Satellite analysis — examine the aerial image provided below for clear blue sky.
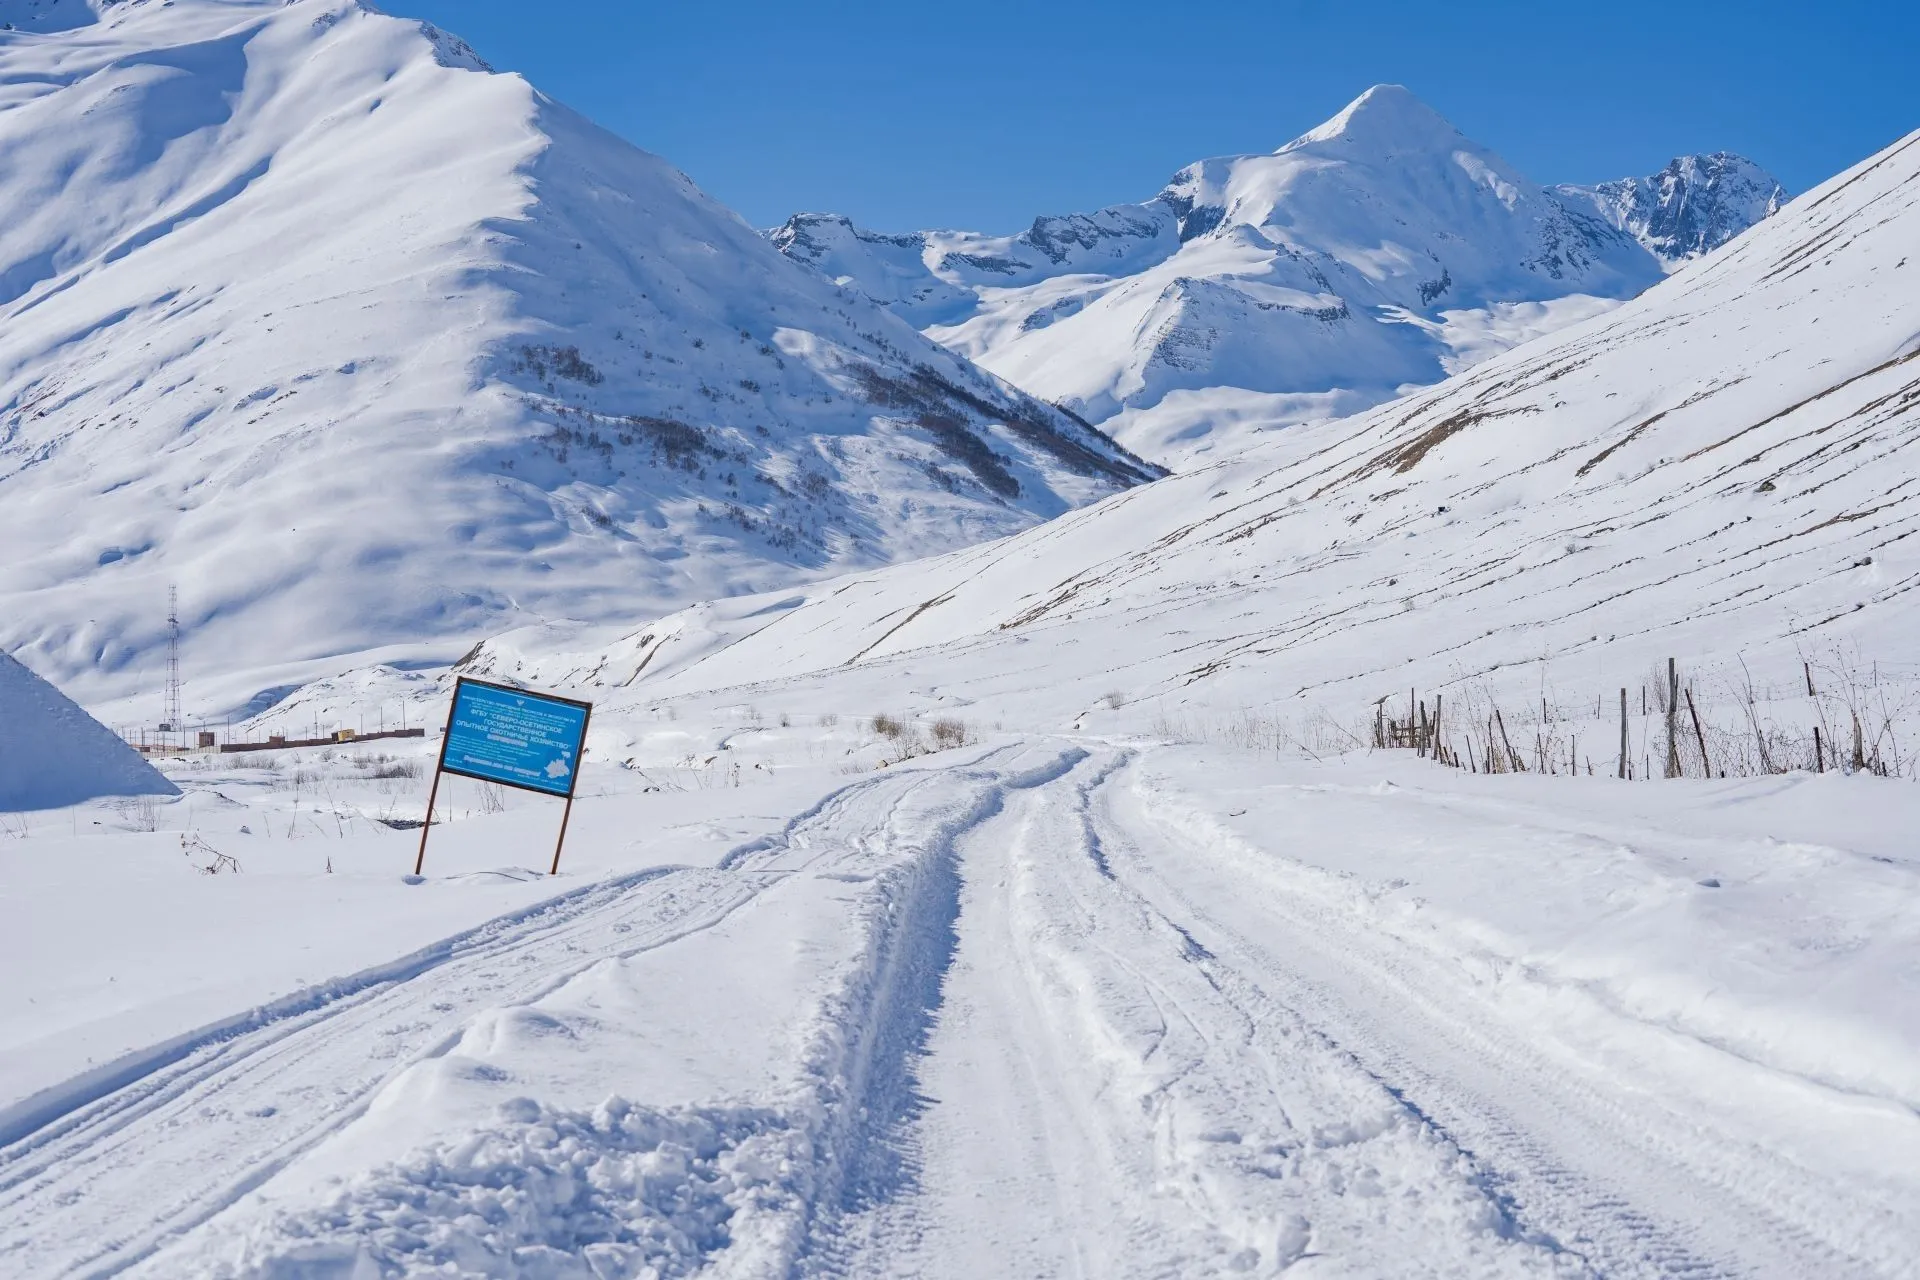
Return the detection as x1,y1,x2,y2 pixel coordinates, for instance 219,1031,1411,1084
389,0,1914,235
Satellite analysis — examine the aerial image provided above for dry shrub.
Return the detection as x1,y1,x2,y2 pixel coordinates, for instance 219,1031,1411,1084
478,781,507,815
369,761,420,780
930,718,969,749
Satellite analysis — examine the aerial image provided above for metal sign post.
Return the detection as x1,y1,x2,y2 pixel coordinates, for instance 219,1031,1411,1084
414,677,594,877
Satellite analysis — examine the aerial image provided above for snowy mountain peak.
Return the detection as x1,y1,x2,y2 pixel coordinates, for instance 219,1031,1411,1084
1286,83,1466,154
771,92,1787,469
771,85,1677,466
1554,151,1788,269
1157,85,1557,245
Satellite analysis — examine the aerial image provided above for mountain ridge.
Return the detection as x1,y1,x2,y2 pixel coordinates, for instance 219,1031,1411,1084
1554,150,1789,269
773,87,1785,468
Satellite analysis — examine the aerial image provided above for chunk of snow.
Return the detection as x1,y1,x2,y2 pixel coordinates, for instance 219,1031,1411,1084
0,651,177,811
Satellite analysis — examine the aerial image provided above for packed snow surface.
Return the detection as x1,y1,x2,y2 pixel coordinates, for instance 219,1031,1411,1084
0,650,176,811
0,0,1153,708
774,87,1786,468
1,734,1914,1278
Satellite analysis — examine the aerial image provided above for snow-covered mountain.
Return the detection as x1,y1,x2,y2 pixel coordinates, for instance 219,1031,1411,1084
0,0,1154,705
491,122,1919,745
1555,152,1788,269
773,88,1783,468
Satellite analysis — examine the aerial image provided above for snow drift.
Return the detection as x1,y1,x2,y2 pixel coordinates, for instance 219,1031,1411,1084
0,650,177,811
0,0,1154,706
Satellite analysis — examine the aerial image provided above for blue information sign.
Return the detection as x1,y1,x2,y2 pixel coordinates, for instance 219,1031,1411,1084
438,678,592,799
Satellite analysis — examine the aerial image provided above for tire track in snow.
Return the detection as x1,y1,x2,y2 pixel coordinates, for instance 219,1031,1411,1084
0,746,1090,1279
792,743,1092,1277
828,745,1577,1279
1106,763,1904,1279
0,868,773,1277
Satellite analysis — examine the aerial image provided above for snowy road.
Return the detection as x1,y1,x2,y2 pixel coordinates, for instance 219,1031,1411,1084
1103,769,1914,1279
3,741,1915,1277
823,747,1918,1278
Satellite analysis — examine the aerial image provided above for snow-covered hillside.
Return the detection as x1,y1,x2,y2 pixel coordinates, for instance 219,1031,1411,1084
1556,151,1789,269
774,87,1784,468
491,123,1920,755
0,0,1154,709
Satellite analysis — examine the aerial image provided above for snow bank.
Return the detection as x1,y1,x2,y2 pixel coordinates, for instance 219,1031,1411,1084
232,1097,802,1280
0,651,175,811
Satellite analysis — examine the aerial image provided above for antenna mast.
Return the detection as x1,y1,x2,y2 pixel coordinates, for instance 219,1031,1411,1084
164,585,182,748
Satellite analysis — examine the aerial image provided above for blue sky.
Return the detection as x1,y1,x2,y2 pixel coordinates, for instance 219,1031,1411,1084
391,1,1914,235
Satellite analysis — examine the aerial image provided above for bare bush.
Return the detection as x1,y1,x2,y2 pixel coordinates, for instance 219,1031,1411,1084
478,782,507,815
367,760,420,780
872,713,908,740
1149,705,1365,759
180,832,241,875
930,718,970,750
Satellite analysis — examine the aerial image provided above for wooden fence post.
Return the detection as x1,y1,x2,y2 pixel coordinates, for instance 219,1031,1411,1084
1494,708,1521,772
1686,687,1712,779
1617,688,1628,779
1665,658,1682,778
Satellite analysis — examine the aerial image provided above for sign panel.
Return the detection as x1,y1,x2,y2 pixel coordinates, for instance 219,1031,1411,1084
437,678,591,798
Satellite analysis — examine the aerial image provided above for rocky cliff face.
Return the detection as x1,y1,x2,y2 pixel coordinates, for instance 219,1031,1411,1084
1554,151,1788,269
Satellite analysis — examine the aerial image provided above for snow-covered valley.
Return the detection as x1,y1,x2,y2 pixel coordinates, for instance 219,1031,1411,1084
2,1,1918,1277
